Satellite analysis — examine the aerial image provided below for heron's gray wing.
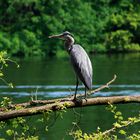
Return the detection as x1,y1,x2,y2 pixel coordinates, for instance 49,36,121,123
70,45,92,89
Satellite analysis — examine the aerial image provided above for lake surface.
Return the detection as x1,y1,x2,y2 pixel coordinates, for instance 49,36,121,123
0,53,140,139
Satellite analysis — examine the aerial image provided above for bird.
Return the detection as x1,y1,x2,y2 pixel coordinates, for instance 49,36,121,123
49,31,93,100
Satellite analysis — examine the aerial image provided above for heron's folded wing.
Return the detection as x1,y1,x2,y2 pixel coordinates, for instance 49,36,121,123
70,45,92,89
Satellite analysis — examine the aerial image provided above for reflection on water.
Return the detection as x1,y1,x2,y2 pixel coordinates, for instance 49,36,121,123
0,53,140,139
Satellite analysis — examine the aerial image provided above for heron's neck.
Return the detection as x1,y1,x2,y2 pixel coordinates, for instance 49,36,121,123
64,36,74,52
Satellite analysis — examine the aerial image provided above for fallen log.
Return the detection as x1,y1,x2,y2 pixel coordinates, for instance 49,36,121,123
0,95,140,121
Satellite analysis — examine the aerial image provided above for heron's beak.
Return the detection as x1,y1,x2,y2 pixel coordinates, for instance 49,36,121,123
48,34,64,39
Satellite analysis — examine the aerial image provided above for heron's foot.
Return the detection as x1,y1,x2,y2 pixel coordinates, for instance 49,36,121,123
83,97,87,102
73,96,77,101
72,97,83,105
83,94,88,102
72,95,81,102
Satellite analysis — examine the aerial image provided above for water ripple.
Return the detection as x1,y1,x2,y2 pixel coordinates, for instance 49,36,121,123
0,90,139,98
0,84,140,89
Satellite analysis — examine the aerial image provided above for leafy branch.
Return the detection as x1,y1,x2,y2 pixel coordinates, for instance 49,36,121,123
0,51,19,88
70,104,140,140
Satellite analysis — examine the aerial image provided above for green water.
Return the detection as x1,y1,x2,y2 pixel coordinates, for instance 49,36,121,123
0,53,140,139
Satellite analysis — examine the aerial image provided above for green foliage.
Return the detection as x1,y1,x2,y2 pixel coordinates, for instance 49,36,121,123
104,0,140,52
0,96,69,139
0,97,12,108
0,51,18,88
105,30,133,51
0,98,35,139
0,97,38,139
70,104,140,140
0,0,140,57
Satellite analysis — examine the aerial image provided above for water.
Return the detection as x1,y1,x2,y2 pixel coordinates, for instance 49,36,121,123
0,53,140,139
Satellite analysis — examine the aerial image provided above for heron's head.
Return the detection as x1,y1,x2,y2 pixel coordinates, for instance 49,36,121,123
49,31,74,43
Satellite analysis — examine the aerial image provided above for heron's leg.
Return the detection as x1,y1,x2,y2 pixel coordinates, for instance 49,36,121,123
74,77,79,100
84,87,87,99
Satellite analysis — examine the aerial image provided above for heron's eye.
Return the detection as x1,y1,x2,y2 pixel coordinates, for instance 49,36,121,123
63,31,71,36
63,33,68,36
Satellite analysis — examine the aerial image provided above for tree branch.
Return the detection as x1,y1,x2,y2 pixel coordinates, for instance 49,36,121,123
102,117,140,136
0,95,140,121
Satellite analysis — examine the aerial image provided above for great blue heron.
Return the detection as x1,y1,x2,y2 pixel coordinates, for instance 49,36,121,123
49,31,92,100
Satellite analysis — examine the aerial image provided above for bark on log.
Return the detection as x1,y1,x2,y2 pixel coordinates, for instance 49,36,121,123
0,95,140,121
